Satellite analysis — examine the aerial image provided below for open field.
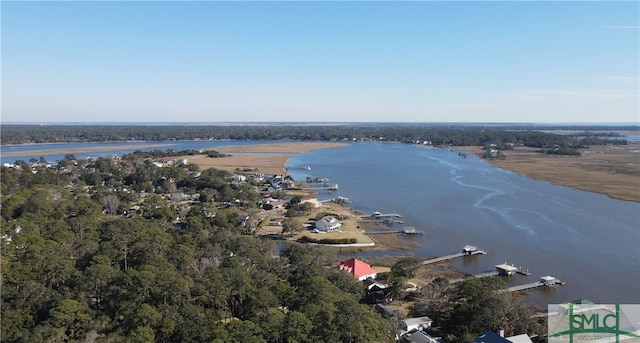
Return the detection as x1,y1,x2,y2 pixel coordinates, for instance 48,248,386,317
183,142,348,175
460,142,640,202
185,154,292,175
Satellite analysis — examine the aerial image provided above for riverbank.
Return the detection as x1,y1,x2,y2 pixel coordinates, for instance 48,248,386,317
459,143,640,202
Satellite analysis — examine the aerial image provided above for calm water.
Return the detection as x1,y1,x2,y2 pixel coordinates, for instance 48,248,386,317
2,140,639,306
0,141,277,165
287,142,640,306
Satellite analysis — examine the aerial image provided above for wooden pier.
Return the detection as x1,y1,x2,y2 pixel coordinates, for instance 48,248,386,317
303,184,339,191
370,212,402,218
366,228,424,235
449,271,499,284
421,246,486,265
498,276,565,294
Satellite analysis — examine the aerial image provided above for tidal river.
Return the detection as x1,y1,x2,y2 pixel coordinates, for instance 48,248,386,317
287,142,640,307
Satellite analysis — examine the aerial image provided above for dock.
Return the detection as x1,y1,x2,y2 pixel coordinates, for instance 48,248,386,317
364,211,402,218
449,271,499,284
366,228,424,235
358,212,404,224
495,263,531,276
498,276,565,294
303,184,339,191
421,246,486,265
449,262,531,284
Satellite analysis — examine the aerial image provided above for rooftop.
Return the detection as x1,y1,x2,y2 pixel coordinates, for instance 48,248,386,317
495,263,519,272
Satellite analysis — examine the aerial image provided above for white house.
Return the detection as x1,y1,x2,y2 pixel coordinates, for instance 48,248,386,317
315,215,341,232
232,174,247,183
401,316,433,335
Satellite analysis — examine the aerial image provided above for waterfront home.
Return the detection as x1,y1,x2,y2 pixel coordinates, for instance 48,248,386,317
338,258,377,281
315,215,341,232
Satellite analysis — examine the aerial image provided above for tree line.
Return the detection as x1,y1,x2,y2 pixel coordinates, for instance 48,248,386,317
1,124,632,149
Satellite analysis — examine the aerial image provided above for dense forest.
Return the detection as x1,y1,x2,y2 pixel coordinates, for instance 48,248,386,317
0,149,548,342
0,124,632,149
0,153,396,342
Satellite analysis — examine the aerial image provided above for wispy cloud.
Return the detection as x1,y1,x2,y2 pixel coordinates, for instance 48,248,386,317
502,89,639,100
604,76,640,83
603,25,640,29
590,76,640,84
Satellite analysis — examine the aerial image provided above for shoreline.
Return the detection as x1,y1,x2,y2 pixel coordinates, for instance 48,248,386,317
3,139,635,202
457,144,640,202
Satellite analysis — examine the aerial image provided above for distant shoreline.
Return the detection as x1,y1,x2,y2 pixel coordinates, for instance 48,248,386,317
0,143,175,158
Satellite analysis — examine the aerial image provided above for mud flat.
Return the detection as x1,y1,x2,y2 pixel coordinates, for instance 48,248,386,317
460,143,640,202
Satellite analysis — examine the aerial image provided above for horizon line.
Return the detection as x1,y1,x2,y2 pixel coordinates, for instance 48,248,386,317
2,121,639,127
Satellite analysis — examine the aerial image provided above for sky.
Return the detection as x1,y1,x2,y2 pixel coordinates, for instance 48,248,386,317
1,1,639,124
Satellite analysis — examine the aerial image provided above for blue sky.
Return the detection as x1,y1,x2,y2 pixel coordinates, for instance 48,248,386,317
2,1,638,123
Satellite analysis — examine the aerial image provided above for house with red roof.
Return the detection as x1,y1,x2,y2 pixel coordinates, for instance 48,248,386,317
338,258,378,281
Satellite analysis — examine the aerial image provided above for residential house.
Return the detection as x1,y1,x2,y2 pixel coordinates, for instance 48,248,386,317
232,174,247,183
372,304,399,319
315,215,341,232
363,279,389,292
401,316,433,335
400,330,443,343
338,258,377,281
362,279,392,304
279,179,296,189
474,330,534,343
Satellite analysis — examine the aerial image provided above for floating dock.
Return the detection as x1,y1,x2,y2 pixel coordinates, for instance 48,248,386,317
421,246,486,265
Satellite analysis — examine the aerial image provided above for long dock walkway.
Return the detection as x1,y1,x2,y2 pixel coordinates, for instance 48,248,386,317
449,271,499,284
498,278,565,294
367,229,424,235
421,249,486,265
